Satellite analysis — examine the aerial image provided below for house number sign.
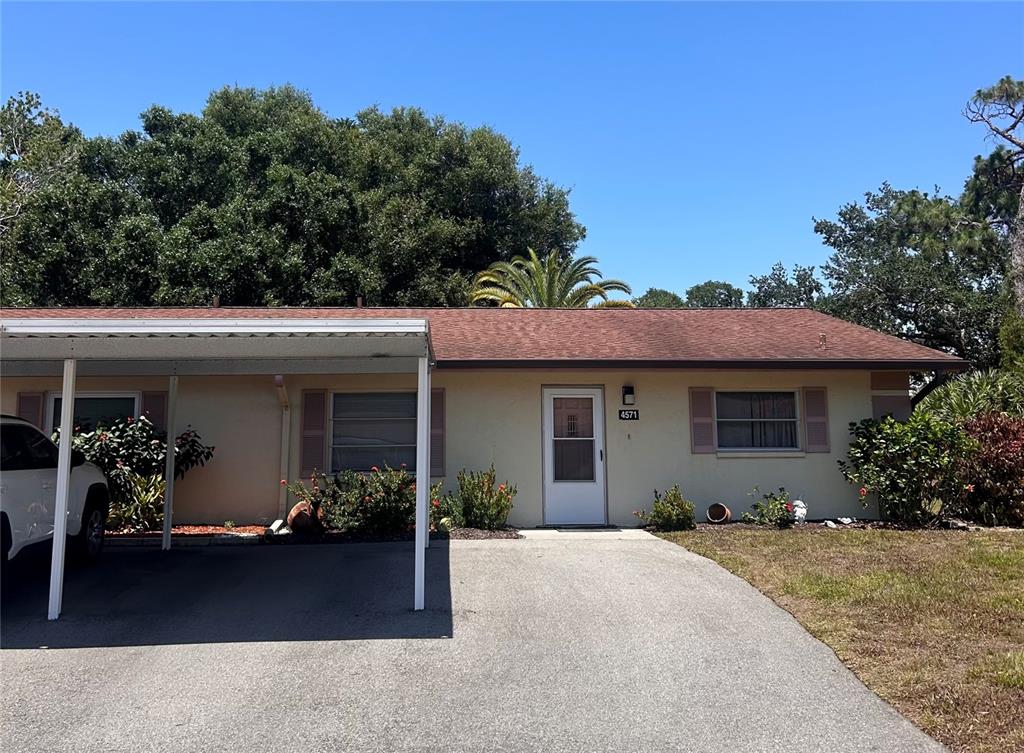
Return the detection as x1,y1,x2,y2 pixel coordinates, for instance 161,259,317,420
618,409,639,421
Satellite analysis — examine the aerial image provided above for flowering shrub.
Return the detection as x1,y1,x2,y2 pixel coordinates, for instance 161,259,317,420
839,414,976,527
433,465,516,530
288,465,443,535
58,415,215,531
634,485,696,531
958,413,1024,526
741,487,795,528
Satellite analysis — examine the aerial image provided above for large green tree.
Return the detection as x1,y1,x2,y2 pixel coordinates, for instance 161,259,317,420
0,86,586,307
685,280,744,307
632,287,685,308
746,263,824,308
469,248,632,308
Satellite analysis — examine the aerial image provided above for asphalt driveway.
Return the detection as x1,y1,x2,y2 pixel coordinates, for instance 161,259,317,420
1,532,945,753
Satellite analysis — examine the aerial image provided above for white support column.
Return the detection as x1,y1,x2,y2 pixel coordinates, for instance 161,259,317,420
414,356,430,611
47,358,77,621
274,375,290,520
161,375,179,551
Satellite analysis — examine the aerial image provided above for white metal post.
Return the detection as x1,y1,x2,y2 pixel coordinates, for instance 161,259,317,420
47,358,77,621
161,375,178,551
414,357,430,611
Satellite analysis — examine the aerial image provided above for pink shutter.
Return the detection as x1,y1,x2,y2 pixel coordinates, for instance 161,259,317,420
301,390,327,476
803,387,830,453
430,388,445,477
17,392,44,429
872,394,911,422
689,387,716,454
141,391,168,431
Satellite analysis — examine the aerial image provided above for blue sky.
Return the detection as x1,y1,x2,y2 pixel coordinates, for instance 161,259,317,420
2,2,1021,297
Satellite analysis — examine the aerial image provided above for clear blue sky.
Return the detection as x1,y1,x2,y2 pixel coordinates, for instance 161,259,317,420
2,2,1021,297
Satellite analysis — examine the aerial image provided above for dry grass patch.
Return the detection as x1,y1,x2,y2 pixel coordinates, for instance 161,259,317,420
660,528,1024,753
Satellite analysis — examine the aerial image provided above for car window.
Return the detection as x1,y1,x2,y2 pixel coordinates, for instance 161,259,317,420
0,425,30,472
20,426,60,470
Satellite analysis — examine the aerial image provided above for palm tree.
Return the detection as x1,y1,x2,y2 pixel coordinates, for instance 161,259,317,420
469,249,633,308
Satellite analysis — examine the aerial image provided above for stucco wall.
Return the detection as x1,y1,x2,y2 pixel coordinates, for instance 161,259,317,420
2,369,878,526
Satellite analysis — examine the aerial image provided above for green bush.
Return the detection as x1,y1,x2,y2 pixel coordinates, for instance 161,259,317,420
433,465,516,530
108,472,166,532
839,414,977,526
741,487,795,527
634,485,696,531
917,369,1024,422
959,412,1024,526
288,465,442,535
58,415,215,532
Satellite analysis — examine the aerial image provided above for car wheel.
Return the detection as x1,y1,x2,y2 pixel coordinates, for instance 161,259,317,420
71,492,107,563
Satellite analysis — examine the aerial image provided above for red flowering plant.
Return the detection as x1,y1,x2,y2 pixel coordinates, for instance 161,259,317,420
741,487,796,528
432,465,516,531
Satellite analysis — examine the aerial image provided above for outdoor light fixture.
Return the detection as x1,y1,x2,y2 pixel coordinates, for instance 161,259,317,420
622,385,636,405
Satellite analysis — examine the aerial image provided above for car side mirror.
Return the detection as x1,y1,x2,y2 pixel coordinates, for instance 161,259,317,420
71,449,86,468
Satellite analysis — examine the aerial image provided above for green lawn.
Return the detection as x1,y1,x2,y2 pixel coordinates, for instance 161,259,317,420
660,527,1024,753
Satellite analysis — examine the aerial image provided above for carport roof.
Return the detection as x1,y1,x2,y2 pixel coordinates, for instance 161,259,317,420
0,306,967,370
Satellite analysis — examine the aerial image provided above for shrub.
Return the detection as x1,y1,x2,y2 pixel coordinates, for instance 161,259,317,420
741,487,795,527
839,414,977,526
108,471,166,532
58,415,215,532
634,485,696,531
288,465,442,535
434,465,516,530
917,369,1024,422
958,412,1024,526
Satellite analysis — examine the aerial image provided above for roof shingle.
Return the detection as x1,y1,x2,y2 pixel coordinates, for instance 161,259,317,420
0,307,967,369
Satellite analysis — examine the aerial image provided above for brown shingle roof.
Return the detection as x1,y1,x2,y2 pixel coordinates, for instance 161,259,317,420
0,307,968,369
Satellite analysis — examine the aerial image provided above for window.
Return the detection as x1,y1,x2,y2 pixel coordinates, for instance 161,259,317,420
331,393,418,472
0,424,58,471
715,391,799,450
552,397,596,481
49,393,140,432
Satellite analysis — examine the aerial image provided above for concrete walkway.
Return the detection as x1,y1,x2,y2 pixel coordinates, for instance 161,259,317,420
0,535,945,753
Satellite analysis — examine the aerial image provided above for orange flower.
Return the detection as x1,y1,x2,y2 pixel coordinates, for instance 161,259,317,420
498,484,506,492
370,466,380,473
280,479,287,486
431,499,440,508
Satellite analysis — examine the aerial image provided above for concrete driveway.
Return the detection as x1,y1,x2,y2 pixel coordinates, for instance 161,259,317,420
1,532,945,753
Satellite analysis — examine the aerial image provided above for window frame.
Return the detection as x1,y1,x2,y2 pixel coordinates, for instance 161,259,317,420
45,391,142,433
328,390,419,474
713,389,802,453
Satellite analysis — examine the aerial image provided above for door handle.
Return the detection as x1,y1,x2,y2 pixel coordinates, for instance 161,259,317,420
599,449,604,461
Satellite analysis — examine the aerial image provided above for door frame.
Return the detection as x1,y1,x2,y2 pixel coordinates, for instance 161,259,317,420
540,385,609,526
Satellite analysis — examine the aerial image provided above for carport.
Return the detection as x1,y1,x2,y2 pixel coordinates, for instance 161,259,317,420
0,316,435,619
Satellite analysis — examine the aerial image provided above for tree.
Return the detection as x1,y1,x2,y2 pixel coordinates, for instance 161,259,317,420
633,287,685,308
0,86,586,307
746,262,824,308
469,248,632,308
0,92,79,235
814,185,1006,367
965,76,1024,369
685,280,744,307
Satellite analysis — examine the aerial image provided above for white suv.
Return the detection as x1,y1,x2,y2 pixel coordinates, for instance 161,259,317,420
0,415,109,563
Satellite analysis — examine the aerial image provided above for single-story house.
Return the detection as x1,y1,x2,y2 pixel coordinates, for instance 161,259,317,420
1,307,966,529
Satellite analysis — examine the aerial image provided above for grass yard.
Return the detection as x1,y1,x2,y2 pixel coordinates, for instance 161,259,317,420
660,528,1024,753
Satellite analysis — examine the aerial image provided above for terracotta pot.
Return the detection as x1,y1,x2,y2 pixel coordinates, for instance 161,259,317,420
706,503,731,524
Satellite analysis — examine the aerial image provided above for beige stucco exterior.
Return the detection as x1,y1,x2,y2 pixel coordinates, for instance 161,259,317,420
2,367,884,526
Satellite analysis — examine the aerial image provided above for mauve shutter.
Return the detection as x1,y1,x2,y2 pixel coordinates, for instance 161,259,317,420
301,390,328,476
430,388,445,477
141,391,168,432
803,387,830,453
689,387,716,454
17,393,44,429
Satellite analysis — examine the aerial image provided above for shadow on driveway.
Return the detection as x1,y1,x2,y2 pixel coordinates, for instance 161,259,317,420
1,541,452,649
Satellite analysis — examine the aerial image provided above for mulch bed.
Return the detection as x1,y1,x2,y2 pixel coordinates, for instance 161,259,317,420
109,524,520,542
108,525,266,537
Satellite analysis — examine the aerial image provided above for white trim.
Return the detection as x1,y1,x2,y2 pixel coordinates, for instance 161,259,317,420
413,357,430,611
44,391,141,432
1,318,429,337
714,390,802,451
161,376,178,551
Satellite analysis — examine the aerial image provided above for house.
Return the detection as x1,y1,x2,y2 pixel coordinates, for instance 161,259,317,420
1,307,966,529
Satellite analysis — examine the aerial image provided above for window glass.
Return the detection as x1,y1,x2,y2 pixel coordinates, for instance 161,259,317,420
331,393,417,472
52,396,137,432
552,397,596,481
1,425,29,472
0,425,58,470
22,427,59,469
715,392,799,450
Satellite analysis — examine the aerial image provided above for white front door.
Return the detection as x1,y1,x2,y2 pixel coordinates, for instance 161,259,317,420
542,387,607,525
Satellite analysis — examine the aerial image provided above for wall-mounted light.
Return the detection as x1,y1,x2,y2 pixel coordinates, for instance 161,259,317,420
622,385,636,405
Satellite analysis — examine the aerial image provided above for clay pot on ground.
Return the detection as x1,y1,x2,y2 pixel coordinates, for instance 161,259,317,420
706,503,732,524
287,501,322,533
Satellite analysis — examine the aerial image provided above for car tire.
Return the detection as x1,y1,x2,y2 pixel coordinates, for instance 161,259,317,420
70,488,108,563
